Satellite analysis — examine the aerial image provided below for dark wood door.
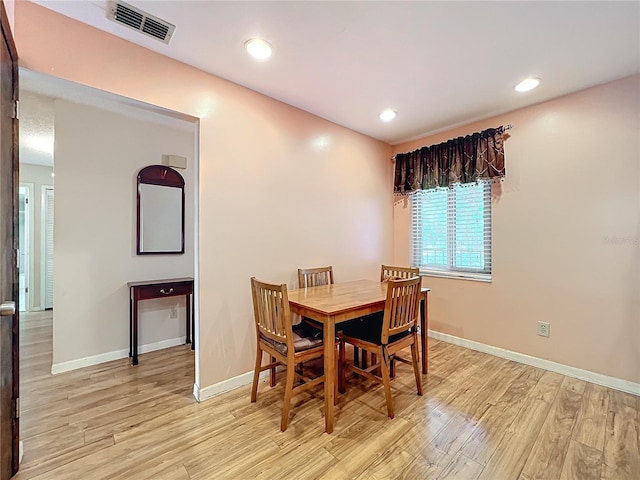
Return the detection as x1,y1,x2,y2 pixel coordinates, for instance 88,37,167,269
0,1,18,478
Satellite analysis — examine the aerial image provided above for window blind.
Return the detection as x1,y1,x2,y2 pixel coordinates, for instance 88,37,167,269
410,182,491,279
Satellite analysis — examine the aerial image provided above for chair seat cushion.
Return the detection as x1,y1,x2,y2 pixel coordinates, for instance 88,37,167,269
260,322,323,355
341,312,412,345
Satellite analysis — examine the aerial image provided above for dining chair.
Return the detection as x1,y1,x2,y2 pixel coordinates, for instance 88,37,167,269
380,264,419,282
297,266,334,331
298,266,334,288
377,265,420,373
250,277,327,431
338,276,423,419
298,266,365,368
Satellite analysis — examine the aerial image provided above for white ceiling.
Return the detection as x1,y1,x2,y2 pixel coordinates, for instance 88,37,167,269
20,90,54,167
32,1,640,145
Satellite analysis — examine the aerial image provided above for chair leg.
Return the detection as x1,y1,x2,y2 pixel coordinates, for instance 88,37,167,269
380,348,394,419
411,341,423,396
362,350,368,369
390,356,396,378
281,363,296,431
251,346,262,402
353,346,360,367
270,356,277,387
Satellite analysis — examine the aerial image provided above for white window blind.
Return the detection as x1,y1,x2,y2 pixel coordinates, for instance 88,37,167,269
410,182,492,280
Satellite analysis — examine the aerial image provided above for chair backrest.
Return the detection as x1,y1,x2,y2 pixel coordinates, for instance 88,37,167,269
380,265,419,282
297,266,334,288
381,276,421,344
251,277,294,351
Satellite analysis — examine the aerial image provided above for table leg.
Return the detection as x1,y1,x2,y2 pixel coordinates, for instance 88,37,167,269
421,292,428,374
185,294,191,345
128,290,133,358
190,293,195,351
324,316,335,434
132,291,139,366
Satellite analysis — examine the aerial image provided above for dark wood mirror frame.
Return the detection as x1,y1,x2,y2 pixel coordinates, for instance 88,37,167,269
136,165,185,255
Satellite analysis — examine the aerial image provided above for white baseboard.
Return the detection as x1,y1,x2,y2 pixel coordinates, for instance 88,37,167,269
195,369,270,403
428,330,640,396
51,337,186,374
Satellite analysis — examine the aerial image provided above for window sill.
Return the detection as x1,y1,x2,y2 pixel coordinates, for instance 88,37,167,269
419,270,492,283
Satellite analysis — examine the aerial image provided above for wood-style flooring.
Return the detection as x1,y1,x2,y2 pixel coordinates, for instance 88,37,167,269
15,310,640,479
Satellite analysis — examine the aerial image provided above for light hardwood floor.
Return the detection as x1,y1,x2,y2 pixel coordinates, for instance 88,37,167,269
15,311,640,480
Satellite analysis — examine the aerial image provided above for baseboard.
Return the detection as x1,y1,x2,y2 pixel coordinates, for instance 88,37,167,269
195,369,270,403
51,337,186,374
428,330,640,396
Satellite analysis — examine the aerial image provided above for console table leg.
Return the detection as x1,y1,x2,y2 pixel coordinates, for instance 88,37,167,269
132,292,139,366
185,294,191,345
190,294,195,351
129,294,133,358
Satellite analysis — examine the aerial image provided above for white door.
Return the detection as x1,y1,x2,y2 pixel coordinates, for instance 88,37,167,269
42,186,54,309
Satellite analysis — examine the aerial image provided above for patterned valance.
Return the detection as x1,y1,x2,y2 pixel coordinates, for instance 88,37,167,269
393,126,506,194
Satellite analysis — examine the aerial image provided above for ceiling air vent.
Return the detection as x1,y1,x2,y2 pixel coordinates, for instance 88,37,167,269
107,1,175,44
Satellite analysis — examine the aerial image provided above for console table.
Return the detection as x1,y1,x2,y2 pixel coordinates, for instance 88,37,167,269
128,277,194,366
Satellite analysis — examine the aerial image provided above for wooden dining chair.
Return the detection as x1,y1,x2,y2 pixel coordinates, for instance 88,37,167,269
298,266,334,288
297,266,334,331
338,276,423,419
250,277,326,431
349,265,421,372
377,265,420,373
298,266,365,368
380,264,419,282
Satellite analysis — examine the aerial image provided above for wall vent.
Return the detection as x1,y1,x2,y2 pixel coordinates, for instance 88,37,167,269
107,1,175,44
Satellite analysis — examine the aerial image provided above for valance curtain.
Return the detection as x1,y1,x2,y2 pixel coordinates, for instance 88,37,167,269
393,126,506,194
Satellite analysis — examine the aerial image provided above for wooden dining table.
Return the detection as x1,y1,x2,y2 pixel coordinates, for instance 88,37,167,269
287,279,430,433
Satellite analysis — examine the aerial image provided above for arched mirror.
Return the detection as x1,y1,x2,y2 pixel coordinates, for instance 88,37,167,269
137,165,185,255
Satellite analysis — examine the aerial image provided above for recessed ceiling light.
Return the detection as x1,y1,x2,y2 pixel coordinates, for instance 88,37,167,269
514,77,541,92
379,109,397,122
244,38,272,61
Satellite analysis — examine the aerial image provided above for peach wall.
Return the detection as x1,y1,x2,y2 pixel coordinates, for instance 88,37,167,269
5,2,13,32
15,2,392,390
393,75,640,384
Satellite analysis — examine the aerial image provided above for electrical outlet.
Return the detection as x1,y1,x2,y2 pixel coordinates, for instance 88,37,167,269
537,321,550,337
170,306,178,319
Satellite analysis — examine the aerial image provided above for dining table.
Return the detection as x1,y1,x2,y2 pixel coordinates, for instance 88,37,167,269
287,279,430,433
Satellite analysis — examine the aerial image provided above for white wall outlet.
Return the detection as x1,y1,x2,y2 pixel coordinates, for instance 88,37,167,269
170,306,178,319
537,321,550,337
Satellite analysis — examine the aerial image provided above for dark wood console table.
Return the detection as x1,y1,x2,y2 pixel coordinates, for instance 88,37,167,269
128,277,194,366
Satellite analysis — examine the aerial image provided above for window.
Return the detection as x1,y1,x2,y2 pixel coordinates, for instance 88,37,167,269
410,183,492,280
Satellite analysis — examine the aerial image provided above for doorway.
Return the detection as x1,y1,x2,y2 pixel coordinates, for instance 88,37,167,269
19,69,198,376
18,185,31,312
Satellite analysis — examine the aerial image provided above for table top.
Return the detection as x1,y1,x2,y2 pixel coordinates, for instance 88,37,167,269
287,279,429,316
127,277,194,288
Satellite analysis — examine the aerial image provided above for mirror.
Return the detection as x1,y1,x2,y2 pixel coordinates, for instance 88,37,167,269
137,165,185,255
